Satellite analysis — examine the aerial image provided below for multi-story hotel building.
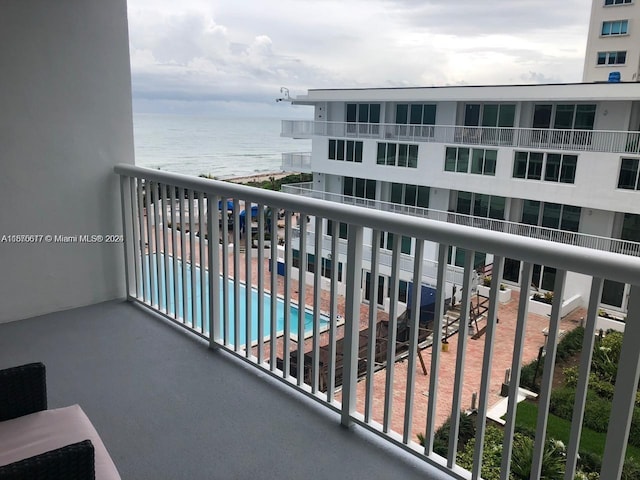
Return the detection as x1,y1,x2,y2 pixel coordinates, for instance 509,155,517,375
281,83,640,317
583,0,640,82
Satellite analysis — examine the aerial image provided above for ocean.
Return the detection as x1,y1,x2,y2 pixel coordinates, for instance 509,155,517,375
133,113,310,179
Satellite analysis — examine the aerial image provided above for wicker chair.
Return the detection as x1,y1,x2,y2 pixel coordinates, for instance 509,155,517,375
0,363,96,480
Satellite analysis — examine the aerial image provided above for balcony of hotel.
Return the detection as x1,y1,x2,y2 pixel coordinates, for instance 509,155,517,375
281,183,640,259
281,120,640,155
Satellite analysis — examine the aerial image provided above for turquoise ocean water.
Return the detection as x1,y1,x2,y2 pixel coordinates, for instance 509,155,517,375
133,114,310,179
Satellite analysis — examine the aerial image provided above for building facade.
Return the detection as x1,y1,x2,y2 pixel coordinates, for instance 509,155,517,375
282,83,640,316
583,0,640,82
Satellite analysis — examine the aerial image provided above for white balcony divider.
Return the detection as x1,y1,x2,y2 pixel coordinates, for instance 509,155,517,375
281,152,312,172
117,164,640,480
281,120,640,155
281,184,640,258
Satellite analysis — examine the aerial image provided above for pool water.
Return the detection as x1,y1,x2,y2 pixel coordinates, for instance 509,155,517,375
140,254,329,345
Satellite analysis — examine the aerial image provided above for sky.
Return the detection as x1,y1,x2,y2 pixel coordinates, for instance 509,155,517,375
127,0,592,118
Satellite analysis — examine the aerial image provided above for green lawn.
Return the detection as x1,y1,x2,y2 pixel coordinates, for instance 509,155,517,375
513,400,640,461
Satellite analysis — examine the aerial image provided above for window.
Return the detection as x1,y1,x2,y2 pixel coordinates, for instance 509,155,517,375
602,20,629,35
456,191,505,219
326,219,348,239
513,151,543,180
514,151,577,183
346,103,380,123
481,104,516,128
445,147,469,172
343,176,376,200
380,232,412,254
618,158,640,189
377,143,418,168
390,183,430,208
597,51,627,65
521,200,581,232
346,103,380,135
329,139,363,162
605,0,632,5
470,149,497,175
463,103,515,128
396,103,436,125
446,146,497,175
533,104,596,130
395,104,436,138
543,154,577,183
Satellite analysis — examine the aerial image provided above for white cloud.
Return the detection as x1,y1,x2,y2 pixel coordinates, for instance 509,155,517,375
127,0,592,115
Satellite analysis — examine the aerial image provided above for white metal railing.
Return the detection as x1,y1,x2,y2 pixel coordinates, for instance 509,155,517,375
116,164,640,480
281,120,640,155
281,184,640,258
281,152,312,172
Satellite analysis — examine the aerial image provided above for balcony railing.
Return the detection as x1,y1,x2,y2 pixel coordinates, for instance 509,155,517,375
289,226,468,288
281,151,312,172
116,164,640,480
281,184,640,258
281,120,640,154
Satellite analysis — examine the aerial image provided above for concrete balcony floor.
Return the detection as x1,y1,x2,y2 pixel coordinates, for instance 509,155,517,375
0,300,450,480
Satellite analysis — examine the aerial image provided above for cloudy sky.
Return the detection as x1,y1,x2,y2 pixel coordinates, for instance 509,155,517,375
127,0,592,118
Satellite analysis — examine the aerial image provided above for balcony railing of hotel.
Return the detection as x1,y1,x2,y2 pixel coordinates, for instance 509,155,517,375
281,120,640,154
281,151,312,172
281,183,640,258
288,224,468,289
116,164,640,480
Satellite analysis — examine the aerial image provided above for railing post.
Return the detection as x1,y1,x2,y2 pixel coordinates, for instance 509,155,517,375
601,284,640,479
341,224,364,428
208,195,221,347
119,175,136,299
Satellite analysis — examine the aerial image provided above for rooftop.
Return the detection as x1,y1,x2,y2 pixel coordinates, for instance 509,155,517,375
293,82,640,103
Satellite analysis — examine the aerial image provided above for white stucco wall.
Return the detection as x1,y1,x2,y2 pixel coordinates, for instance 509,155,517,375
0,0,135,323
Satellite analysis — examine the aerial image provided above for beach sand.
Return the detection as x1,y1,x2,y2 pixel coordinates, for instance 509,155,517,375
224,172,292,185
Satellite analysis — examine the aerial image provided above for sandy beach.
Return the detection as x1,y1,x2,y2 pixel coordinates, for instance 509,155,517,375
224,171,292,184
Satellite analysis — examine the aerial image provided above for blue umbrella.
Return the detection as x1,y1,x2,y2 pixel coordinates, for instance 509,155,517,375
239,205,259,218
218,199,234,211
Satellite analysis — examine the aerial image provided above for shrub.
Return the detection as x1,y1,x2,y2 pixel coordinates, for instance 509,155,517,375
456,424,504,480
510,435,567,480
418,411,476,456
520,359,541,393
563,366,579,388
549,386,576,420
583,391,612,433
622,457,640,480
532,291,554,304
556,326,584,362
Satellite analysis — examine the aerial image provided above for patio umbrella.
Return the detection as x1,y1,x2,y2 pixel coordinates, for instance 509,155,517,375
218,199,234,211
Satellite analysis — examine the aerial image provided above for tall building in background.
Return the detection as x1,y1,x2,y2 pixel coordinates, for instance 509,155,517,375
583,0,640,82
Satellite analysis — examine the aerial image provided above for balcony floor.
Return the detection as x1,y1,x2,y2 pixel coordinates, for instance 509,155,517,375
0,300,450,479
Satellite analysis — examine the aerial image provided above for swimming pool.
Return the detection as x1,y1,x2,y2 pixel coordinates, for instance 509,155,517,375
140,254,329,345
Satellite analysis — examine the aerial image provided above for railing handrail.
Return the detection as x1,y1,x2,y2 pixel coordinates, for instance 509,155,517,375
281,120,640,154
282,119,640,137
280,183,640,260
115,164,640,285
